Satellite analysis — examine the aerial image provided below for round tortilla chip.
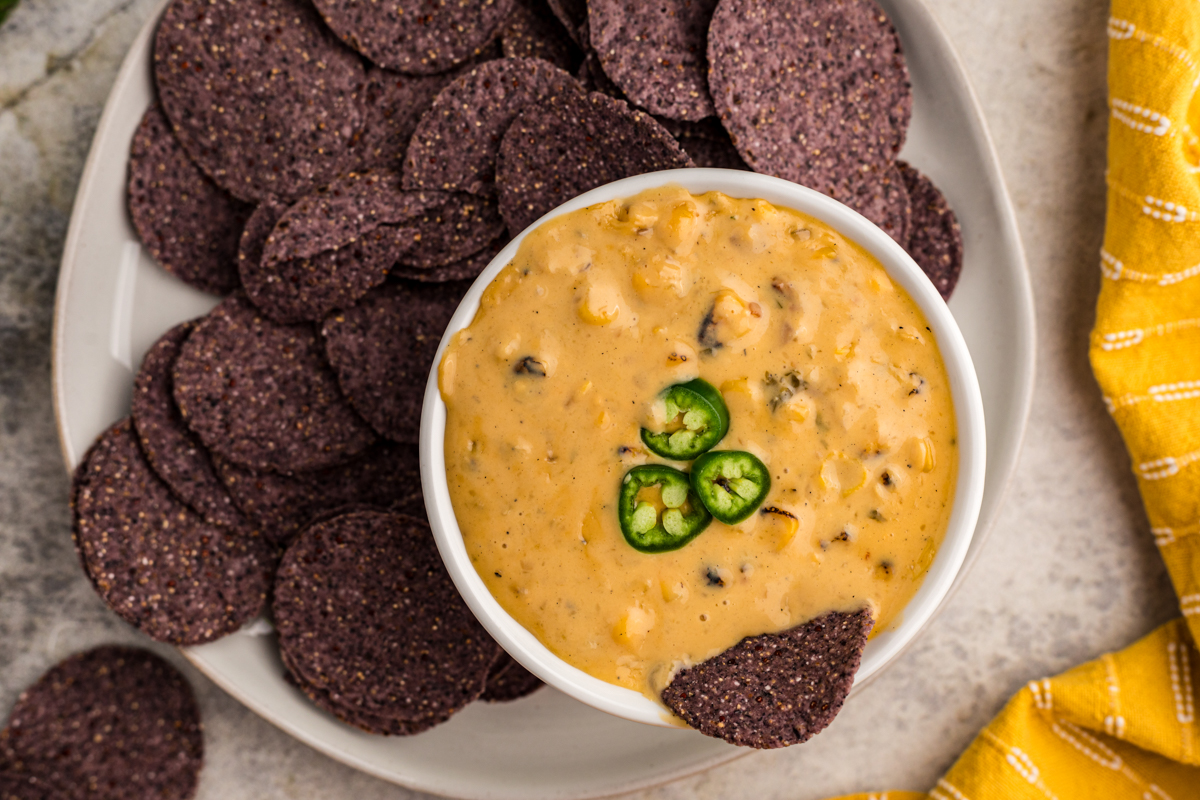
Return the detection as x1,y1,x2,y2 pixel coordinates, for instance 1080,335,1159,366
393,236,507,283
588,0,717,120
349,47,508,174
480,654,545,702
574,49,626,100
501,0,579,71
658,116,750,171
897,161,963,300
0,773,69,800
353,69,458,172
71,420,273,645
213,440,424,547
322,281,469,443
0,648,201,800
677,135,750,171
273,510,500,721
404,58,584,196
311,0,513,75
661,608,873,749
496,91,694,233
546,0,587,45
127,105,251,295
131,321,245,529
173,294,377,473
404,193,506,270
280,649,449,736
829,163,911,245
707,0,911,193
153,0,364,203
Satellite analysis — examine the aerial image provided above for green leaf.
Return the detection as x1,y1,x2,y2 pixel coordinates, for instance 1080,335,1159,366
0,0,18,27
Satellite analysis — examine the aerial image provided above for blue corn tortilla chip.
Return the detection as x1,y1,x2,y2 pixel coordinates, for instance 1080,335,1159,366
173,294,377,473
261,171,437,262
311,0,513,75
897,161,963,300
546,0,587,45
574,48,627,100
480,653,545,702
241,172,442,322
404,58,584,196
280,649,451,736
393,235,507,283
707,0,911,195
237,199,290,287
131,321,245,529
153,0,365,202
403,193,507,270
501,0,580,71
127,105,251,295
273,510,501,723
212,440,425,547
829,163,911,246
246,223,414,325
0,647,202,800
588,0,717,120
321,280,470,443
496,91,694,233
70,419,273,645
661,608,873,749
241,176,492,320
676,134,750,171
352,69,458,172
657,116,750,171
0,772,69,800
351,44,510,172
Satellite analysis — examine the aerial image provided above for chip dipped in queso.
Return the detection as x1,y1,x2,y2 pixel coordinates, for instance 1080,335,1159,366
438,186,957,707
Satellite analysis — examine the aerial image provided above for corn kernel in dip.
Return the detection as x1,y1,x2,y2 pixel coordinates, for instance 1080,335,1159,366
439,186,957,701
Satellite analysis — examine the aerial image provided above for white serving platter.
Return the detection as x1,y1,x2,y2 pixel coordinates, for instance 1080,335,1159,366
51,0,1035,796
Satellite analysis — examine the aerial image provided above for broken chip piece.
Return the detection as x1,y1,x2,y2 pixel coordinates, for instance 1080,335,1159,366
662,608,873,748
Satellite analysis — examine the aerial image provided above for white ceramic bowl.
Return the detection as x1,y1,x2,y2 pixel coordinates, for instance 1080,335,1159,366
421,168,986,729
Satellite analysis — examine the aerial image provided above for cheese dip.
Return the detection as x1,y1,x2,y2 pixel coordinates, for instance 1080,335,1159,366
439,186,957,700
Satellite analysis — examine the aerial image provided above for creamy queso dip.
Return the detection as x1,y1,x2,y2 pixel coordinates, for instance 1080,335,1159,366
439,187,957,700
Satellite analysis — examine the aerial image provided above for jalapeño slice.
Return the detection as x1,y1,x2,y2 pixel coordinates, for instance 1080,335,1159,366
690,451,771,525
618,465,712,553
640,379,730,461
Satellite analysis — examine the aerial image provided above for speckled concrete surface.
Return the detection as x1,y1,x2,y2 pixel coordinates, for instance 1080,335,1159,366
0,0,1181,797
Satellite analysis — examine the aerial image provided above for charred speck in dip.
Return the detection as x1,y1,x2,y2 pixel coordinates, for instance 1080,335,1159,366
438,186,957,701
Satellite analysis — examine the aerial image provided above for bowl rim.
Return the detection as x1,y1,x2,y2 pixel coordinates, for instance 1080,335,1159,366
420,167,987,729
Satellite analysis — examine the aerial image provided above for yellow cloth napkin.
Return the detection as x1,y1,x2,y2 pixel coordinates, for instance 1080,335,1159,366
834,618,1198,799
829,1,1200,796
1094,0,1200,645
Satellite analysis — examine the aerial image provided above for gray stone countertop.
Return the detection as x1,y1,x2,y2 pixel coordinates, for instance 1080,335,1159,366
0,0,1181,797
